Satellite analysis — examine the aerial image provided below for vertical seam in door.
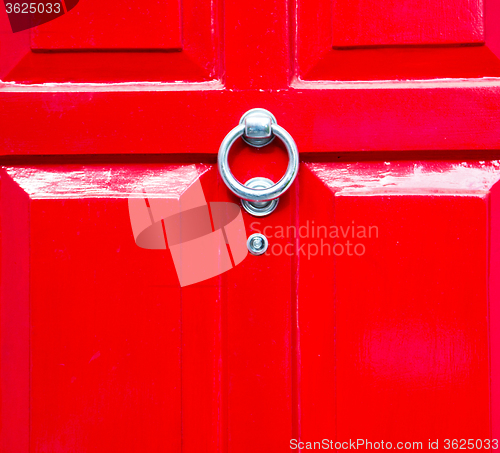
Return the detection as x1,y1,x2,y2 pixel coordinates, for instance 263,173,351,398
292,170,301,442
207,202,216,232
207,202,236,270
217,172,228,453
179,0,184,48
332,191,338,442
217,0,225,83
487,192,493,440
142,193,155,226
180,285,184,453
289,0,299,83
29,196,32,453
219,267,228,453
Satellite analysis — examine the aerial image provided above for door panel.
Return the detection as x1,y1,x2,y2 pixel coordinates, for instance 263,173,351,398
31,200,182,452
332,0,484,46
31,0,181,49
0,0,220,82
1,165,196,452
298,0,500,80
298,162,496,443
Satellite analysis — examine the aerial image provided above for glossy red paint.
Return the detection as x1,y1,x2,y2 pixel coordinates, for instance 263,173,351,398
3,161,500,451
331,0,484,46
0,172,30,453
299,162,495,443
1,0,500,452
0,0,220,83
31,0,182,50
297,0,500,81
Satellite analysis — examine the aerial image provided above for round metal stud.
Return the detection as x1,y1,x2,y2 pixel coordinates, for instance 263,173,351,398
241,177,279,216
247,233,269,256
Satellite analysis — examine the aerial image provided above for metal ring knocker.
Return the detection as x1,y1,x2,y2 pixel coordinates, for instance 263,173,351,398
218,108,299,217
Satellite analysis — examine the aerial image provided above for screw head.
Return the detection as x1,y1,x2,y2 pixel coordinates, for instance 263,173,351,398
247,233,269,256
252,237,264,249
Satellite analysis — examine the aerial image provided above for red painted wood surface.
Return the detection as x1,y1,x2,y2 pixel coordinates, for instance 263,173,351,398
0,172,29,453
0,0,220,82
1,0,500,452
2,161,500,452
331,0,484,46
0,88,500,155
297,0,500,80
31,0,181,50
299,162,494,443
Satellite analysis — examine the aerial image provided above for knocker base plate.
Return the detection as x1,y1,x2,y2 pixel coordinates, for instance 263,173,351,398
241,177,279,217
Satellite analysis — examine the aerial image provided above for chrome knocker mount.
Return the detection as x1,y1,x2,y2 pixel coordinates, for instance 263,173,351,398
217,108,299,217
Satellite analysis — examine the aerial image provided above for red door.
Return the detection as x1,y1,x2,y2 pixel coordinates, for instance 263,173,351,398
1,0,500,451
